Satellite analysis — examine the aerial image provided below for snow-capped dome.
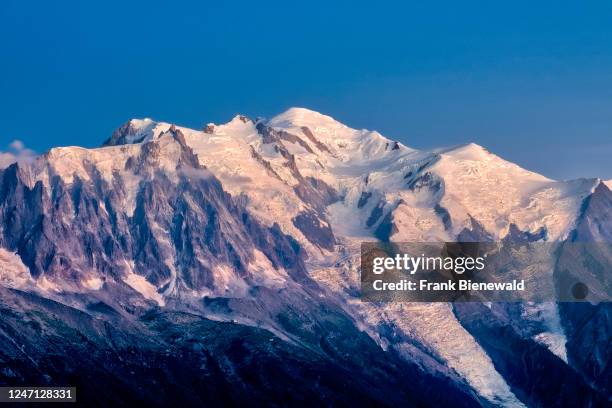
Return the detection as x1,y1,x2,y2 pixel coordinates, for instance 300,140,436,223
268,107,346,130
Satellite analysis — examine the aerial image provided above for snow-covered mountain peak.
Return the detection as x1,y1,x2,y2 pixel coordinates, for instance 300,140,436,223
265,107,413,168
424,143,597,240
103,117,172,146
437,142,551,182
102,109,408,164
227,114,255,125
130,117,155,129
268,107,369,146
269,107,346,130
439,142,491,159
212,114,258,137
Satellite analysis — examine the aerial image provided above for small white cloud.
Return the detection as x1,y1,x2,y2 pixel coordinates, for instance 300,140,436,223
9,140,25,151
0,139,37,169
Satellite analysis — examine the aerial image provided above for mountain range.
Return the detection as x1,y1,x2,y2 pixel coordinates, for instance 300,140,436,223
0,107,609,407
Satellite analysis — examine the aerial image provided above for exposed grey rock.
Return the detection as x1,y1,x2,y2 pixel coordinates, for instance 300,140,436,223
294,177,340,213
357,191,372,208
558,182,612,393
237,115,251,124
103,119,154,146
570,182,612,242
300,126,332,154
0,136,306,293
407,171,442,193
505,223,547,242
366,201,385,228
248,146,283,181
256,123,314,154
374,205,400,242
404,156,441,180
203,123,215,134
292,210,335,251
434,204,452,231
457,216,494,242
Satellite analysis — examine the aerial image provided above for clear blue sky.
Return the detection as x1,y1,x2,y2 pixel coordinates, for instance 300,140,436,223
2,1,612,180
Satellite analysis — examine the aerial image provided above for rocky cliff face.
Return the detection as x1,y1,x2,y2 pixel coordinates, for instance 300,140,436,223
0,107,609,406
559,183,612,393
0,130,305,297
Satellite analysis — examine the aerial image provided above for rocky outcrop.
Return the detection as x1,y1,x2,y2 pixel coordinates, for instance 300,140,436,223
292,210,335,251
300,126,332,154
103,118,157,146
256,123,314,154
558,182,612,394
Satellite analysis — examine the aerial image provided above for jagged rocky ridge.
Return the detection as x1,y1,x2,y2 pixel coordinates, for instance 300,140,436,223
0,108,610,406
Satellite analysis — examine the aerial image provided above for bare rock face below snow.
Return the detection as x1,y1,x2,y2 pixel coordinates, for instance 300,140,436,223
0,107,610,406
0,133,305,295
558,183,612,393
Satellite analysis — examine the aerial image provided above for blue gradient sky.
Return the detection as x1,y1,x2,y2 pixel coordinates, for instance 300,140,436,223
1,1,611,180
